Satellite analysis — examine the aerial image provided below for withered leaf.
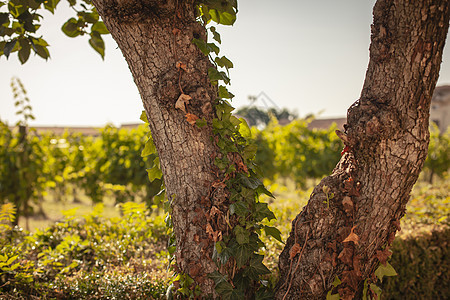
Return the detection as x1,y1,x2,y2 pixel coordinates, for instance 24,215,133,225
185,113,199,125
175,93,191,113
375,247,392,265
342,196,354,214
342,269,360,291
289,243,302,260
338,246,354,266
176,61,187,71
342,226,359,245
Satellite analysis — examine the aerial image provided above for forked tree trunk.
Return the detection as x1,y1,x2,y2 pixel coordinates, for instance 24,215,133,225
276,0,449,299
92,0,221,295
92,0,449,299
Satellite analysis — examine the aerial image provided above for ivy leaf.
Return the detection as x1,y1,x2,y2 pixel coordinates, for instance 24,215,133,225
218,85,231,99
141,137,156,157
208,67,230,84
215,56,233,70
244,254,271,280
254,202,276,222
210,26,221,43
209,9,236,26
263,226,283,243
326,291,341,300
233,243,252,268
215,281,241,299
229,200,249,217
242,144,257,160
208,270,227,285
374,261,397,282
146,164,162,181
234,225,250,245
140,110,148,123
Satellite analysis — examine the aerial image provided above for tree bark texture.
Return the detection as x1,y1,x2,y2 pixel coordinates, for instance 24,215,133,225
91,0,222,295
276,1,449,299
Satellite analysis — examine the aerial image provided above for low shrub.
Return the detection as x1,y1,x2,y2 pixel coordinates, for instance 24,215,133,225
383,227,449,299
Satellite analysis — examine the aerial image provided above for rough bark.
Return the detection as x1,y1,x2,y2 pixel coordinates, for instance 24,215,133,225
91,0,221,295
276,1,450,299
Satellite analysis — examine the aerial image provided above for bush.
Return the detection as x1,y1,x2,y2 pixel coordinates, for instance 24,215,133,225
382,227,449,299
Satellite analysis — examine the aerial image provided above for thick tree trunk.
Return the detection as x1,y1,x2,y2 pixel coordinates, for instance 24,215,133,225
276,1,449,299
92,0,220,295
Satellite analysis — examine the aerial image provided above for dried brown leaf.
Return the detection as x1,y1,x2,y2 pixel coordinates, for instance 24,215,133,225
338,246,354,266
375,247,392,265
185,113,199,125
342,226,359,245
289,243,302,260
175,93,191,113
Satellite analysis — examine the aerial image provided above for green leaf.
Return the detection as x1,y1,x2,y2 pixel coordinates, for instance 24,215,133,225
61,18,80,37
229,200,249,217
32,43,49,59
208,67,230,84
215,280,240,299
244,254,271,280
264,226,283,243
254,202,276,222
146,166,162,181
141,137,156,157
233,243,252,268
375,261,397,282
218,85,231,99
234,225,250,245
196,118,207,128
140,110,148,123
92,21,109,34
81,11,99,24
332,275,342,287
18,38,30,64
44,0,61,14
326,291,341,300
192,38,209,55
209,9,236,26
208,270,227,285
4,38,17,58
242,144,257,160
215,56,234,70
89,31,105,59
6,255,18,265
210,26,221,44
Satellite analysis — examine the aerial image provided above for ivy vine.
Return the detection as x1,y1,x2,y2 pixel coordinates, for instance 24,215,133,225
152,0,283,298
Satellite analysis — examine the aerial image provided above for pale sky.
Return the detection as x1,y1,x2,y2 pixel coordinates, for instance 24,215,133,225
1,0,449,126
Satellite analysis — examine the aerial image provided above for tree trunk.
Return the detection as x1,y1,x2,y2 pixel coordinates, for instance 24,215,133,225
276,0,449,299
92,0,221,295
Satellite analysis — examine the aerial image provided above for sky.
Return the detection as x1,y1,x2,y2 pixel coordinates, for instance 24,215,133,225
1,0,449,127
